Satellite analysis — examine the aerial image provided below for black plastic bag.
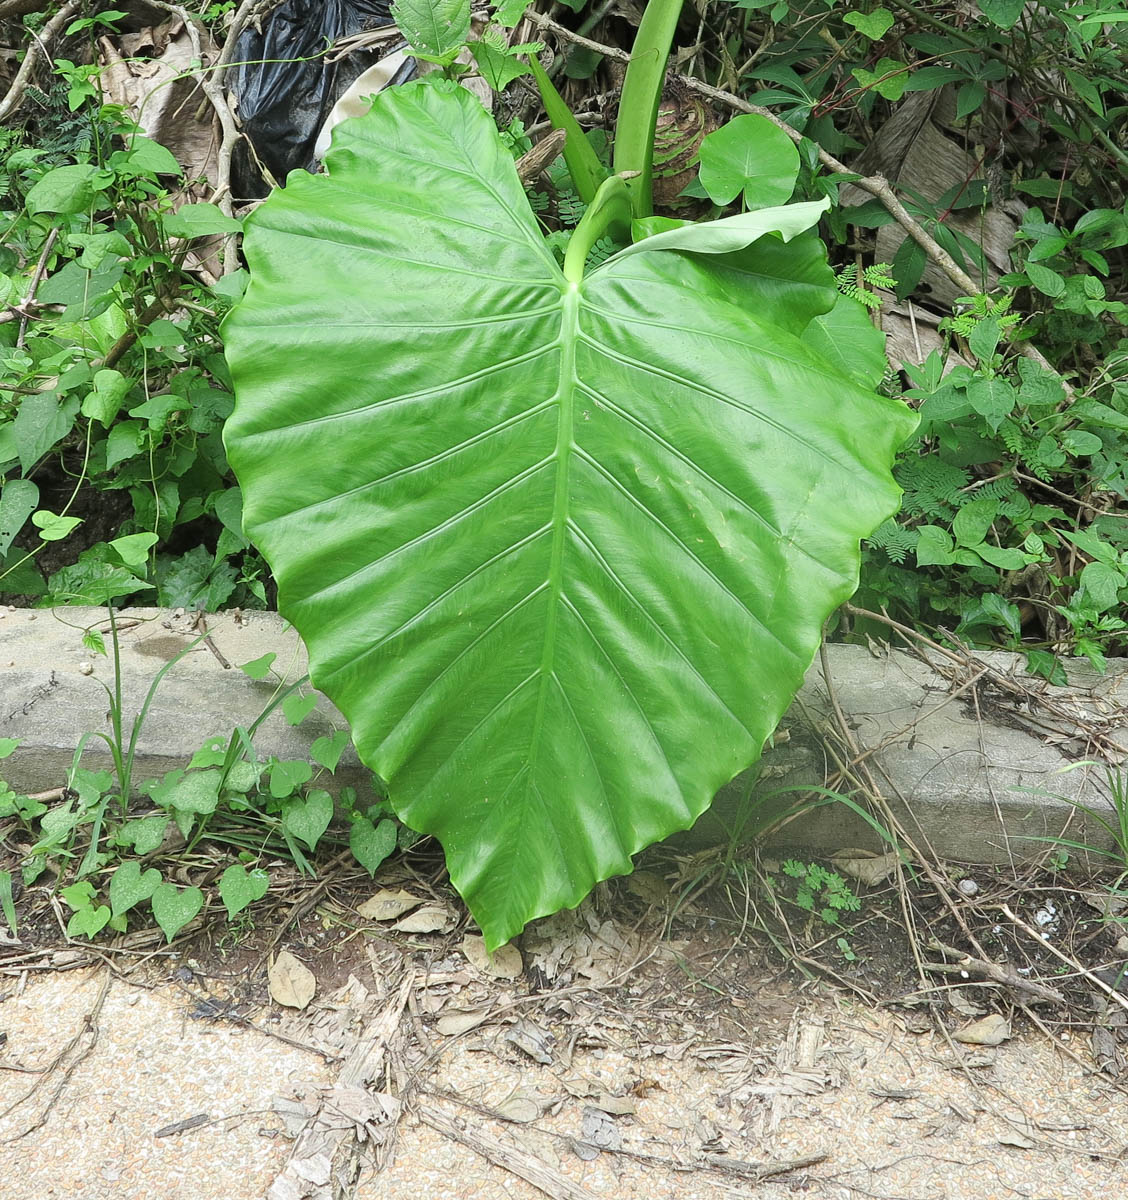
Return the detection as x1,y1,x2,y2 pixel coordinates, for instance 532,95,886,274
229,0,415,196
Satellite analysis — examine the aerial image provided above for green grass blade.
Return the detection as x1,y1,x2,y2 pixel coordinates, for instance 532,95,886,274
613,0,684,216
528,57,607,204
0,870,17,937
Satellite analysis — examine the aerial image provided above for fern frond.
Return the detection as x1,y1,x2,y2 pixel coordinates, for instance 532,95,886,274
895,456,971,517
865,518,916,564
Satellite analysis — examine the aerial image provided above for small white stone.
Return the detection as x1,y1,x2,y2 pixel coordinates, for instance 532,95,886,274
958,878,979,896
78,661,94,675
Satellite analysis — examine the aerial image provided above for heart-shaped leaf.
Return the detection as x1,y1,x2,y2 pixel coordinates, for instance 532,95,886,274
147,768,221,815
282,788,333,850
151,883,204,943
350,816,397,875
109,859,162,917
843,8,894,39
269,758,312,799
218,864,270,918
696,113,800,209
116,815,169,854
67,904,111,939
282,692,319,727
223,81,915,949
310,730,350,772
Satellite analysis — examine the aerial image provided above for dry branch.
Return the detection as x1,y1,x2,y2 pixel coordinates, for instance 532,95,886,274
419,1102,602,1200
0,0,81,123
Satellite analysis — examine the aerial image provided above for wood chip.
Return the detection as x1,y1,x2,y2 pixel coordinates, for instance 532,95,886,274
153,1112,211,1137
592,1092,636,1116
495,1094,542,1123
420,1103,600,1200
997,1130,1035,1149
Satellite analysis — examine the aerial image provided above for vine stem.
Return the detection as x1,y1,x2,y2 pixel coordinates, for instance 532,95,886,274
526,11,1071,394
15,226,59,347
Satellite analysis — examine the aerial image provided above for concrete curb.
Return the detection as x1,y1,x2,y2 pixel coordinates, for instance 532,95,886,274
2,607,1126,864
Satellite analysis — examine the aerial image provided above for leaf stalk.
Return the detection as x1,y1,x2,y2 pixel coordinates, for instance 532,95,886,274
612,0,684,217
563,174,633,282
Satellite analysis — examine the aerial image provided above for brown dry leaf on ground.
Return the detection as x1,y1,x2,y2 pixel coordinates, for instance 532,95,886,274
357,889,425,921
954,1013,1011,1046
461,934,524,979
269,949,317,1009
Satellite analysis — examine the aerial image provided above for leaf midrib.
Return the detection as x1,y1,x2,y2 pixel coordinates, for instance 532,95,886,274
527,284,581,778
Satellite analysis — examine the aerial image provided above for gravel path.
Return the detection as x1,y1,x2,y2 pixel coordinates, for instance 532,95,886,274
1,963,1123,1200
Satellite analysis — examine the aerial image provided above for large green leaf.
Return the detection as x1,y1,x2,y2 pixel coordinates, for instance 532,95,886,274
223,81,916,948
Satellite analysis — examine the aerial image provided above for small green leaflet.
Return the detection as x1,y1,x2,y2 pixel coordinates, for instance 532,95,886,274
350,817,397,875
116,815,168,854
843,8,894,39
696,113,800,209
976,0,1026,29
310,730,350,773
218,864,270,918
269,759,313,799
151,883,204,942
109,532,158,569
161,202,243,238
239,652,276,680
470,38,535,91
282,788,333,850
32,509,83,541
282,692,319,727
148,768,221,815
109,860,162,917
80,368,131,426
853,58,910,101
67,904,112,939
390,0,469,61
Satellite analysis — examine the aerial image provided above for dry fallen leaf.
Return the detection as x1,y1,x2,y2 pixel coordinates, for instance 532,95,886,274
997,1129,1035,1149
593,1092,637,1116
461,934,523,979
436,1008,490,1037
357,888,424,921
953,1013,1010,1046
624,870,670,906
391,903,455,933
831,849,902,886
495,1094,542,1123
268,950,316,1010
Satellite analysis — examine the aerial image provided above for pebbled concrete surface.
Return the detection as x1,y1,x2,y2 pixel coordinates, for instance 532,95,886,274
1,606,1126,864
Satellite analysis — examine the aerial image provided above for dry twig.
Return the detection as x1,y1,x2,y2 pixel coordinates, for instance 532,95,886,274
924,939,1066,1005
0,0,81,124
420,1102,602,1200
